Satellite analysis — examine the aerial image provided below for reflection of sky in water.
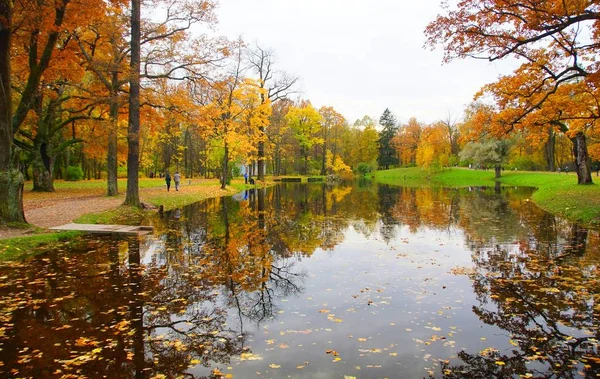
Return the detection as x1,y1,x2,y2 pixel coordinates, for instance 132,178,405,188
188,224,506,378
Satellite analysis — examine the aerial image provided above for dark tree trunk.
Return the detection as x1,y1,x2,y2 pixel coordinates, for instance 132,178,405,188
107,72,119,196
0,1,25,223
124,0,141,207
545,126,556,172
32,145,54,192
570,132,593,185
127,238,146,378
221,143,228,189
494,164,501,179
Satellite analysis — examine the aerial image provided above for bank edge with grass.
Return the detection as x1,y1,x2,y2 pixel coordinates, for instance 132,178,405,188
1,180,273,261
374,167,600,228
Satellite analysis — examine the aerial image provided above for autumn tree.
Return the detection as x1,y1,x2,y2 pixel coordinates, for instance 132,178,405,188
459,103,511,178
285,102,323,175
318,106,347,176
377,108,398,169
265,99,293,175
416,122,452,172
425,0,599,184
1,0,92,221
247,45,298,181
391,117,422,166
440,112,460,159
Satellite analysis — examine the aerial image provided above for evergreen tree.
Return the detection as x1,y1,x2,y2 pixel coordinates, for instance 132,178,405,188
377,108,399,169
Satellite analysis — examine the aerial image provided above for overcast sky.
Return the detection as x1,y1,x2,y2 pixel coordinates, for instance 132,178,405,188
214,0,514,126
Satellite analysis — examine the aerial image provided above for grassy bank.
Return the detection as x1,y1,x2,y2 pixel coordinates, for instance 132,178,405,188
0,231,82,261
374,167,600,227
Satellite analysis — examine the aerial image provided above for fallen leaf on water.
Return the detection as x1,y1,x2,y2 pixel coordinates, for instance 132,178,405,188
269,363,281,369
240,353,262,361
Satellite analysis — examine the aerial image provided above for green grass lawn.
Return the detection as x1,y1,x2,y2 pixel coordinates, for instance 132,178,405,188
374,167,600,227
0,231,81,261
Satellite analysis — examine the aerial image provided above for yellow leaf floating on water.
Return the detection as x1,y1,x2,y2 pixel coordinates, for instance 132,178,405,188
344,376,357,379
269,363,281,369
240,353,263,361
333,357,342,362
495,361,506,366
357,338,367,342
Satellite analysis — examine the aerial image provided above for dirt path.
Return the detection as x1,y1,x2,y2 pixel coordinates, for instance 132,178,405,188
0,180,242,240
0,193,125,239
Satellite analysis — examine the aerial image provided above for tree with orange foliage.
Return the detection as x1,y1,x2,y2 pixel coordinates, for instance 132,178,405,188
459,102,513,178
425,0,599,184
1,0,97,221
391,117,422,167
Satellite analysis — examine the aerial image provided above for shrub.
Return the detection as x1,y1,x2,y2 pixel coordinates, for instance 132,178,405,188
508,155,546,171
65,166,84,181
356,162,372,176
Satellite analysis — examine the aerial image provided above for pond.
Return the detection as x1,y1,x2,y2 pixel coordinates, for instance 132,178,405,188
1,182,599,378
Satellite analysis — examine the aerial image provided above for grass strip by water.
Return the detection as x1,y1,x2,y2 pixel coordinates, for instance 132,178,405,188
0,231,81,261
74,180,270,225
375,167,600,227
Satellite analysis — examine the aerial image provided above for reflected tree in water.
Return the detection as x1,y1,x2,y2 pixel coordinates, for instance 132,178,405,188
439,230,600,378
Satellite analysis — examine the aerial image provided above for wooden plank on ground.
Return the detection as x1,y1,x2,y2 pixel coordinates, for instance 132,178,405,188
49,223,153,236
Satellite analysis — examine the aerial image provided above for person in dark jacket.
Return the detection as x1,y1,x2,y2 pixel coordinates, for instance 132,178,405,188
165,172,172,191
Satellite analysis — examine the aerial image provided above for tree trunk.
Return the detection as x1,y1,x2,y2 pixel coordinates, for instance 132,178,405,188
545,126,556,172
221,143,228,189
320,142,326,176
494,164,501,179
107,75,119,196
32,149,54,192
0,1,25,223
303,149,308,175
124,0,141,207
570,132,593,185
0,163,25,223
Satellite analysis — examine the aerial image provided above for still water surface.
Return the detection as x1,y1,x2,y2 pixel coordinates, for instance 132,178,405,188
1,182,599,378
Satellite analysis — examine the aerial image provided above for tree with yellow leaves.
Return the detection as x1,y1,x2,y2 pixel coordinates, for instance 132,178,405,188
285,102,323,175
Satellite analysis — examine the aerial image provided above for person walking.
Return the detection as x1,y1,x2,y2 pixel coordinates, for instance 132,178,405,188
165,172,171,191
174,171,181,191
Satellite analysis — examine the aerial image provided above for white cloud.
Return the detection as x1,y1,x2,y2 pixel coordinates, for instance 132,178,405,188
213,0,517,124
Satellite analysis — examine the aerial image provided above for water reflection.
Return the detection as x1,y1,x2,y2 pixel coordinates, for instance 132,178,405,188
0,183,598,378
